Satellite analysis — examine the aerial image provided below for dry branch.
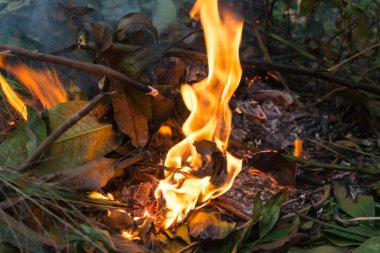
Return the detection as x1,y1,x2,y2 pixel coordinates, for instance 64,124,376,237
0,44,158,96
18,92,110,172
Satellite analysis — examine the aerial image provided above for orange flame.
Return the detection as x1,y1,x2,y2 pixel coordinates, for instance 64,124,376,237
293,139,303,158
0,57,67,114
249,168,279,185
0,73,27,120
155,0,244,229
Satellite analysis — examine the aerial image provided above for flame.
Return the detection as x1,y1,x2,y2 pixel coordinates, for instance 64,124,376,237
0,73,27,120
158,125,172,137
0,57,67,113
88,192,114,201
293,139,303,158
155,0,243,229
121,229,141,241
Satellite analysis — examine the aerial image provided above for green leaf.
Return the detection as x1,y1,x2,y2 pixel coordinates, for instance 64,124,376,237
333,183,375,226
69,224,116,251
289,246,343,253
0,125,28,167
188,210,236,240
152,0,177,33
353,236,380,253
325,232,363,247
0,101,114,173
259,189,287,239
35,100,115,175
0,226,47,253
261,216,300,242
25,106,47,156
299,0,322,15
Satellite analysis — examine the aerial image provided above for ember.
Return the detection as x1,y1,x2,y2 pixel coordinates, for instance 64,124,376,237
155,0,244,229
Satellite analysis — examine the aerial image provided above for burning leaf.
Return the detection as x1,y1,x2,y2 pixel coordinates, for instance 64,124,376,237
188,210,236,240
155,0,244,229
115,13,158,45
110,82,148,147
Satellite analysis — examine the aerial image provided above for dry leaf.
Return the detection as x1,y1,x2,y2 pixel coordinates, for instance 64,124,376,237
110,81,148,147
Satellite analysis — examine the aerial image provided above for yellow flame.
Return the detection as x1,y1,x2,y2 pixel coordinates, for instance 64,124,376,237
88,192,114,201
0,73,27,120
155,0,244,229
0,57,67,112
158,125,172,137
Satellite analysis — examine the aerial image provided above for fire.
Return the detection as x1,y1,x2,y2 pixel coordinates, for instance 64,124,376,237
293,139,303,158
249,168,279,185
155,0,243,228
0,57,67,118
0,73,27,120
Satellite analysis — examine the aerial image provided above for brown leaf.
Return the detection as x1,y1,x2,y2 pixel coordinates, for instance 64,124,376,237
110,81,148,147
133,182,153,207
56,158,117,191
115,13,158,45
105,210,133,230
111,233,147,253
92,21,114,55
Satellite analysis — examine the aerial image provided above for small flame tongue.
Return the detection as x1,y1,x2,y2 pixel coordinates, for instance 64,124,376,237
0,57,68,119
155,0,244,229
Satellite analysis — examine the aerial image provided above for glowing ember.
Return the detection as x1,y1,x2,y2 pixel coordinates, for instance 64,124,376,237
0,73,27,120
155,0,244,229
293,139,303,158
88,192,114,201
0,57,67,114
249,168,279,185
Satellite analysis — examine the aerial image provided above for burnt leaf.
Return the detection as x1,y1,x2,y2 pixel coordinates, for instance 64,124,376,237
249,151,296,186
110,81,148,147
188,210,236,240
150,89,175,132
259,189,287,239
115,13,158,45
333,183,375,227
92,21,114,55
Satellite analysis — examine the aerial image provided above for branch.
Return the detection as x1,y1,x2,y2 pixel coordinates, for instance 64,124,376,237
18,92,110,172
0,44,158,96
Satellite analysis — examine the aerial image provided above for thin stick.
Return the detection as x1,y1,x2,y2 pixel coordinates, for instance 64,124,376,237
164,49,380,94
0,44,158,96
18,92,110,172
176,241,202,253
328,42,380,72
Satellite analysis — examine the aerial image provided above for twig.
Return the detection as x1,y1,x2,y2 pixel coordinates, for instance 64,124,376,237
328,42,380,72
137,163,197,179
0,44,158,96
305,87,347,107
297,212,373,238
212,196,251,221
18,92,110,172
163,49,380,94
